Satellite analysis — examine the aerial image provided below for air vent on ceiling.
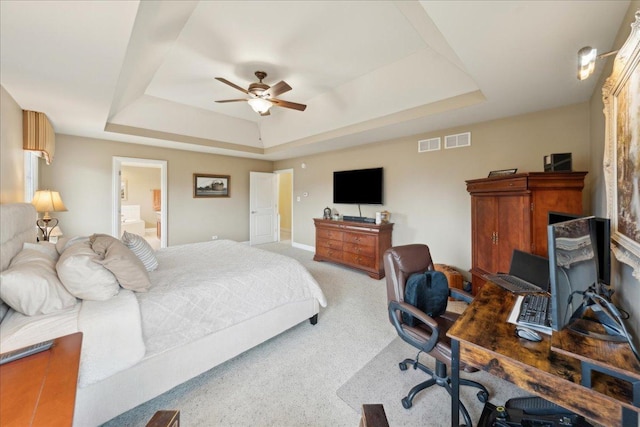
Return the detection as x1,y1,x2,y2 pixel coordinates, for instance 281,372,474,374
418,137,441,153
445,132,471,149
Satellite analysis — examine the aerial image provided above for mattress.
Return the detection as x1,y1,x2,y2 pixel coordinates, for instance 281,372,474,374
138,240,327,355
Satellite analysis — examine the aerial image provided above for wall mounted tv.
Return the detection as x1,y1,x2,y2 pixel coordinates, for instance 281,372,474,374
333,167,383,205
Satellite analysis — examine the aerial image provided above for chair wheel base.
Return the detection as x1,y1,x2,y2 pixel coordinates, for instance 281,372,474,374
477,390,488,403
401,397,412,409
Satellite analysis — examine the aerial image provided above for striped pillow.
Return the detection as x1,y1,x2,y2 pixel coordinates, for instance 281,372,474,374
121,231,158,271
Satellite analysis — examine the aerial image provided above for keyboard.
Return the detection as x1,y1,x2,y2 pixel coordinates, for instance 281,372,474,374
486,273,544,293
518,294,551,328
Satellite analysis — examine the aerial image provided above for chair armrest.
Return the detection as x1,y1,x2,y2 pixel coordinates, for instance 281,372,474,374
388,301,439,353
449,287,473,304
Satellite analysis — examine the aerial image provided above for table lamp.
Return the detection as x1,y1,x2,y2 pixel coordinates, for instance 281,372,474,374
31,190,67,241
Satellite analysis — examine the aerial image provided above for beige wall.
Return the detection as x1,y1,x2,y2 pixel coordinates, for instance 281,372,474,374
275,103,592,271
589,1,640,350
39,134,273,245
0,86,25,203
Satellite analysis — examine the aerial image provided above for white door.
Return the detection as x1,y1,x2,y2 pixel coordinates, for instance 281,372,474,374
250,172,278,245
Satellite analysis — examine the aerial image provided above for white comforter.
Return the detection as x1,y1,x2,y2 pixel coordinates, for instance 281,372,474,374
138,240,327,355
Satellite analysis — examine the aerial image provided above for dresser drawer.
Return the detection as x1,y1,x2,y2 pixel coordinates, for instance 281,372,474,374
343,252,375,269
317,238,343,250
316,228,344,241
343,242,375,257
313,218,393,280
316,245,342,261
343,232,375,247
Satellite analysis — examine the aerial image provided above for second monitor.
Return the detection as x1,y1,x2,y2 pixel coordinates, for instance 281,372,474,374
547,216,600,332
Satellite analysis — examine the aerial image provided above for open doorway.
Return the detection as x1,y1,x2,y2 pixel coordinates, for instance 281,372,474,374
276,169,293,244
112,157,167,248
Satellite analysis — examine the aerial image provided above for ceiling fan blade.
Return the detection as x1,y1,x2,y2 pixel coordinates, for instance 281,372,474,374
215,77,249,94
266,81,292,98
215,99,248,103
271,98,307,111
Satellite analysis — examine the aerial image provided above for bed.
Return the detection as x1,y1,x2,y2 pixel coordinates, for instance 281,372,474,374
0,203,327,426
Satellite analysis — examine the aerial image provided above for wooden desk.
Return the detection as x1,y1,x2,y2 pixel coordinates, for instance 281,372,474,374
447,283,640,427
0,333,82,427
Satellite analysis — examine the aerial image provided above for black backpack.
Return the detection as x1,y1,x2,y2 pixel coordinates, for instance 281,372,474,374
402,270,449,327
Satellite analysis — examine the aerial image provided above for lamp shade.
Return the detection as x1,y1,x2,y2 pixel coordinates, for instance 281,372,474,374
248,98,273,114
31,190,67,218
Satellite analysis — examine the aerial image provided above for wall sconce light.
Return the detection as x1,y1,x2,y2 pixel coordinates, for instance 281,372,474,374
31,190,67,241
577,46,619,80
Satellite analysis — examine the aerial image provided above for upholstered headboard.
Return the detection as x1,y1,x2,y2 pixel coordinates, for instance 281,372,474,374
1,203,37,272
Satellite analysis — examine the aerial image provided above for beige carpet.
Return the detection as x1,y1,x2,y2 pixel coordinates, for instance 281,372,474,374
336,336,530,427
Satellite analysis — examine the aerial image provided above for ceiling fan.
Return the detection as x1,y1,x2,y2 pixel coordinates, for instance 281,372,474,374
215,71,307,116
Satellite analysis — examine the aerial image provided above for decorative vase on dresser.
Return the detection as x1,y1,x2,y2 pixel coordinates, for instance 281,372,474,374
466,171,587,295
313,218,393,279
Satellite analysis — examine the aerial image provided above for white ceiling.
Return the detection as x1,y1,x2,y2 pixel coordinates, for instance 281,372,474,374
0,1,630,161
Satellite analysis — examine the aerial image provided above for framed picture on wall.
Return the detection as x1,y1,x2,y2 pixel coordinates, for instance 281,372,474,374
193,174,230,198
603,12,640,278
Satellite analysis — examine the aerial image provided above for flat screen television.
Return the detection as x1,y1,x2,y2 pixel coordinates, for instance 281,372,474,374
548,211,611,285
333,167,383,205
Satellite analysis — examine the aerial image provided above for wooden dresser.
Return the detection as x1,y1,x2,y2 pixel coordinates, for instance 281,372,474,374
313,218,393,279
466,172,586,295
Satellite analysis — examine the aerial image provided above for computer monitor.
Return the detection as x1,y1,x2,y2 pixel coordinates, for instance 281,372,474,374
548,211,611,285
547,217,599,331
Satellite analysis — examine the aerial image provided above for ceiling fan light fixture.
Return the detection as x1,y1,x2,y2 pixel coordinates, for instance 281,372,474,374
248,98,273,114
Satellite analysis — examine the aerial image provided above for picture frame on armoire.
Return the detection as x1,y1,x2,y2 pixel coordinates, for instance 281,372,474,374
603,11,640,279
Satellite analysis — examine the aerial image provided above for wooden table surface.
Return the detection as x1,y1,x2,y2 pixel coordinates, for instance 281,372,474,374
447,283,639,427
0,332,82,427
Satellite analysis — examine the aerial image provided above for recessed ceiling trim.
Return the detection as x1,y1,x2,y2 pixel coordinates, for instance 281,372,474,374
264,90,485,155
104,122,264,155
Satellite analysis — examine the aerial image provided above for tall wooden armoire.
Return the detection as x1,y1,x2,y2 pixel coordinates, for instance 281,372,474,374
466,172,587,295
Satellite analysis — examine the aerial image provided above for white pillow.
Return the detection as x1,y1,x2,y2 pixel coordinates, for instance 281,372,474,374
121,231,158,271
0,248,77,316
23,241,59,262
56,236,90,255
56,241,120,300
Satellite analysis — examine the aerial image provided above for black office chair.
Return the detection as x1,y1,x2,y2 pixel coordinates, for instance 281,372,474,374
384,244,489,426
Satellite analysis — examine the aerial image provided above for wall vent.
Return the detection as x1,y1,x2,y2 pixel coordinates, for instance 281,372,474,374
418,137,441,153
444,132,471,149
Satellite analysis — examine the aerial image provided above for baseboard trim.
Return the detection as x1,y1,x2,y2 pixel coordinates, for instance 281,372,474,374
292,242,314,252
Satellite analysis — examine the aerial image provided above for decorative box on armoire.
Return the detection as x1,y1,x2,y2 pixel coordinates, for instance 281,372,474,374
466,172,587,295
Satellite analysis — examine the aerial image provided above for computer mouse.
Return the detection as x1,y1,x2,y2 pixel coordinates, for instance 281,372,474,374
515,326,542,342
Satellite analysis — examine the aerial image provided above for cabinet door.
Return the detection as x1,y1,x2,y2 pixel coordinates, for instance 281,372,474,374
496,195,530,273
473,196,498,274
